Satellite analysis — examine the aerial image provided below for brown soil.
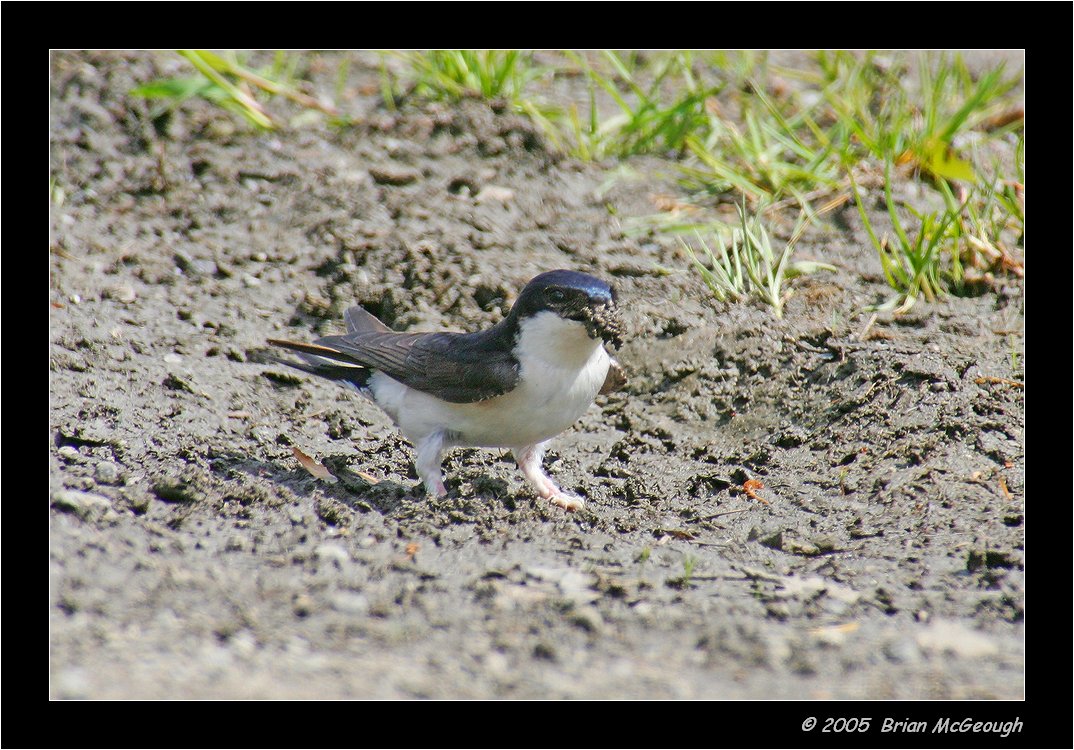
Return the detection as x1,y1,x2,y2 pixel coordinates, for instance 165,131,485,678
50,51,1024,700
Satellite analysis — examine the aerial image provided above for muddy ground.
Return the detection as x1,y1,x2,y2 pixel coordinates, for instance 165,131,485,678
50,52,1024,701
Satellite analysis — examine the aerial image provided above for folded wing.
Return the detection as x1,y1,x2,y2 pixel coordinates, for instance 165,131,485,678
269,309,520,404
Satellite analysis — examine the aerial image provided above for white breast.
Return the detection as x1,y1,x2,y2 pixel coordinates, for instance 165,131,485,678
370,311,610,449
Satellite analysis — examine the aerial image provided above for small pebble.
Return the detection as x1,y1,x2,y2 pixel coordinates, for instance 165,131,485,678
314,543,351,566
330,591,370,615
884,637,922,664
54,668,91,699
568,606,604,633
104,284,137,304
476,185,515,204
369,165,419,186
784,538,822,557
292,595,315,618
916,620,999,658
94,462,121,485
229,631,258,657
51,489,113,520
72,476,97,491
191,259,218,276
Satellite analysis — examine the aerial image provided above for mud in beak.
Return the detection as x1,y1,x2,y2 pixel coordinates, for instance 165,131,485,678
575,302,623,348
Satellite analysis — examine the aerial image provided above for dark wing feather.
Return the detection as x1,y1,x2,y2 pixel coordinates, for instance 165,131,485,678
344,306,391,334
599,358,627,395
259,351,373,391
273,325,520,404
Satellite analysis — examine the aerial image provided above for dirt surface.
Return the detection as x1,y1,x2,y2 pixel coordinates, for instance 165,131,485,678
50,52,1024,700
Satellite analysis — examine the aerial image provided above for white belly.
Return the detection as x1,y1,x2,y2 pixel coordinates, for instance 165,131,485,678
369,312,610,449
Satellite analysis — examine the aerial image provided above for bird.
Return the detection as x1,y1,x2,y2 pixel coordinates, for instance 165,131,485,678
266,269,626,511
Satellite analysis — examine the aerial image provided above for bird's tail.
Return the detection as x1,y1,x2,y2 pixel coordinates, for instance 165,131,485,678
266,306,390,391
265,339,373,392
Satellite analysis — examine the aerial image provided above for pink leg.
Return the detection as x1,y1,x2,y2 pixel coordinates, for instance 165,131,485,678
415,431,447,497
514,442,585,511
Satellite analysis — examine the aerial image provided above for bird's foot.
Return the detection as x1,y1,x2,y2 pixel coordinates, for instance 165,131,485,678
542,488,585,512
515,442,584,511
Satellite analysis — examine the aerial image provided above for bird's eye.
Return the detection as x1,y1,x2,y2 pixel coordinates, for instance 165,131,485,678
546,289,567,303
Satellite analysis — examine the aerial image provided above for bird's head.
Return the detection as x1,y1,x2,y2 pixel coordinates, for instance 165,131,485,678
510,270,623,349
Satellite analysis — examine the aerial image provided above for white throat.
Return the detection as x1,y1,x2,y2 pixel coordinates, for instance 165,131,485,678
515,310,602,367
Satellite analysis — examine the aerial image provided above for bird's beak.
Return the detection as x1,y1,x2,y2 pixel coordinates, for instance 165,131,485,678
582,301,623,349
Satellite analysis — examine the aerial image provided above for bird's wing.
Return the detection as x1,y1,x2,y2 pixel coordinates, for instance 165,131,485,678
344,305,391,334
599,357,627,395
270,330,520,404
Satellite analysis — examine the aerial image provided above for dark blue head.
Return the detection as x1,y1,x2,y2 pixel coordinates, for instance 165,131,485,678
509,270,622,346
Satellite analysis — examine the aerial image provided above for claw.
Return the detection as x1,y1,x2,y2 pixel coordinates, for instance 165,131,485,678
515,441,586,511
547,491,585,512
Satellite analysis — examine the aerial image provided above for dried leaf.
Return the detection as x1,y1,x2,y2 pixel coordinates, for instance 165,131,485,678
982,107,1024,131
974,376,1024,389
355,470,381,485
809,621,860,644
743,478,770,505
292,446,337,483
922,141,976,183
786,260,838,279
656,528,696,541
649,192,698,213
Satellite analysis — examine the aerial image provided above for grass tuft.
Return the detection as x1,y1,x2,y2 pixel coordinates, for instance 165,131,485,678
818,51,1021,184
393,50,540,102
559,51,718,161
681,201,834,318
128,50,1022,321
131,50,340,130
850,162,961,312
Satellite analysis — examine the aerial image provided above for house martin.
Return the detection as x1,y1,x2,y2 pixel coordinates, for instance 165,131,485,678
268,270,625,511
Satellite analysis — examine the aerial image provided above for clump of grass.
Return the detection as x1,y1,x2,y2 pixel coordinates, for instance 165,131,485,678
951,137,1024,281
131,50,340,130
681,69,843,213
1008,335,1021,374
129,50,1021,316
682,555,697,583
382,51,569,148
390,50,540,103
556,51,717,161
681,201,834,319
850,162,962,312
818,51,1022,184
667,554,699,590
